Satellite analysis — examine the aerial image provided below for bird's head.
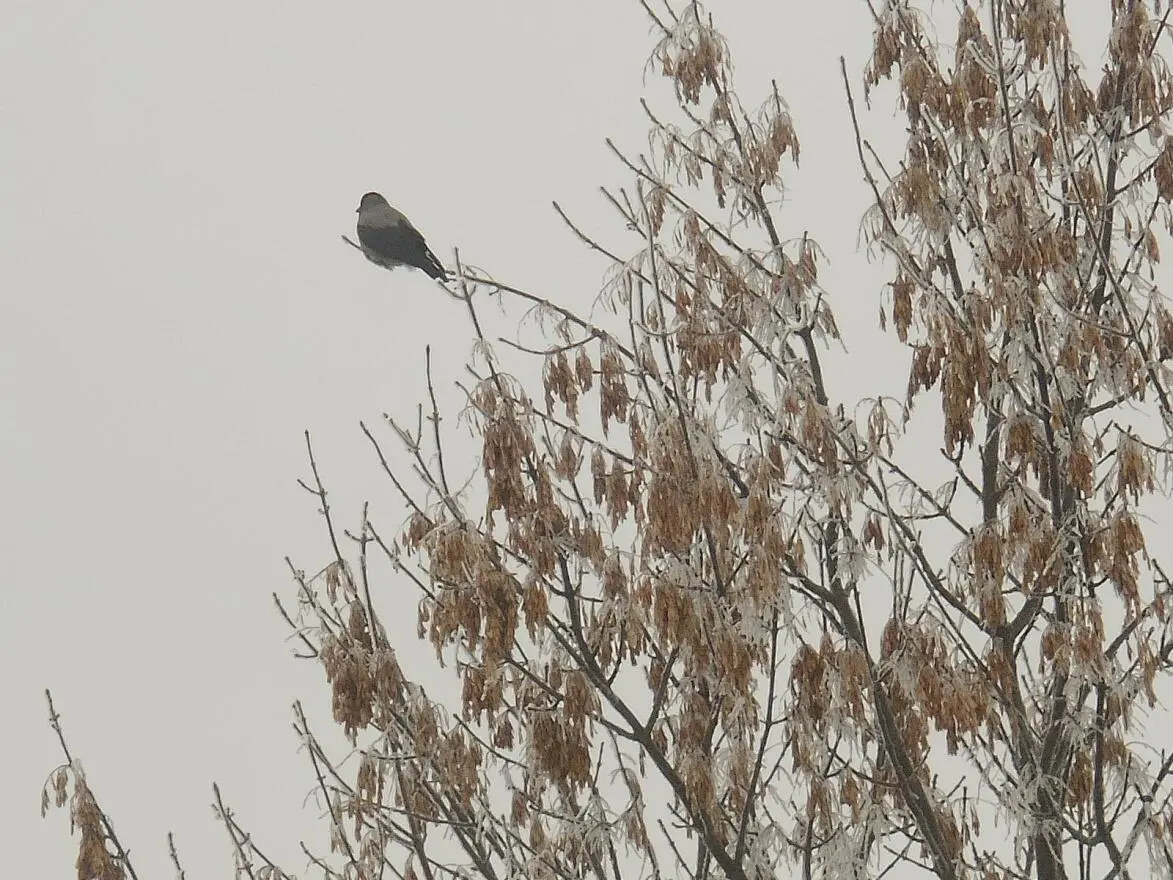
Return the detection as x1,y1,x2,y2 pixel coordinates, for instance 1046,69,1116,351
358,192,389,213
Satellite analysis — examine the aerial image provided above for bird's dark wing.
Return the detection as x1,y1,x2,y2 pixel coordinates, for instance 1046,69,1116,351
357,222,448,281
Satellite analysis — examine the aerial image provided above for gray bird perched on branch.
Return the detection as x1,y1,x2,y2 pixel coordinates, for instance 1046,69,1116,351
355,192,449,281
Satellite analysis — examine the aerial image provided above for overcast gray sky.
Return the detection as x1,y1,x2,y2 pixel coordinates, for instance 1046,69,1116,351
1,1,1119,877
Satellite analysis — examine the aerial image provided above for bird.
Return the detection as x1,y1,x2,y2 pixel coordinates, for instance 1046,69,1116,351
354,192,448,281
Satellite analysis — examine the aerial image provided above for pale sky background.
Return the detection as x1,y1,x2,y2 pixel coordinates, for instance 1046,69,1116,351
0,1,1123,878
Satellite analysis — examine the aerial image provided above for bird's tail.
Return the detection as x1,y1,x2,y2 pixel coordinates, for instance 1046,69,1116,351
424,248,449,281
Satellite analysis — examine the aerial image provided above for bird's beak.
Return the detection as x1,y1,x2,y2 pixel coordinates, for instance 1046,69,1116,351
355,206,360,213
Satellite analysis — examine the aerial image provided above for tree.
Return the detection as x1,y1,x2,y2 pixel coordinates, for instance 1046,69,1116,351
44,1,1173,879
